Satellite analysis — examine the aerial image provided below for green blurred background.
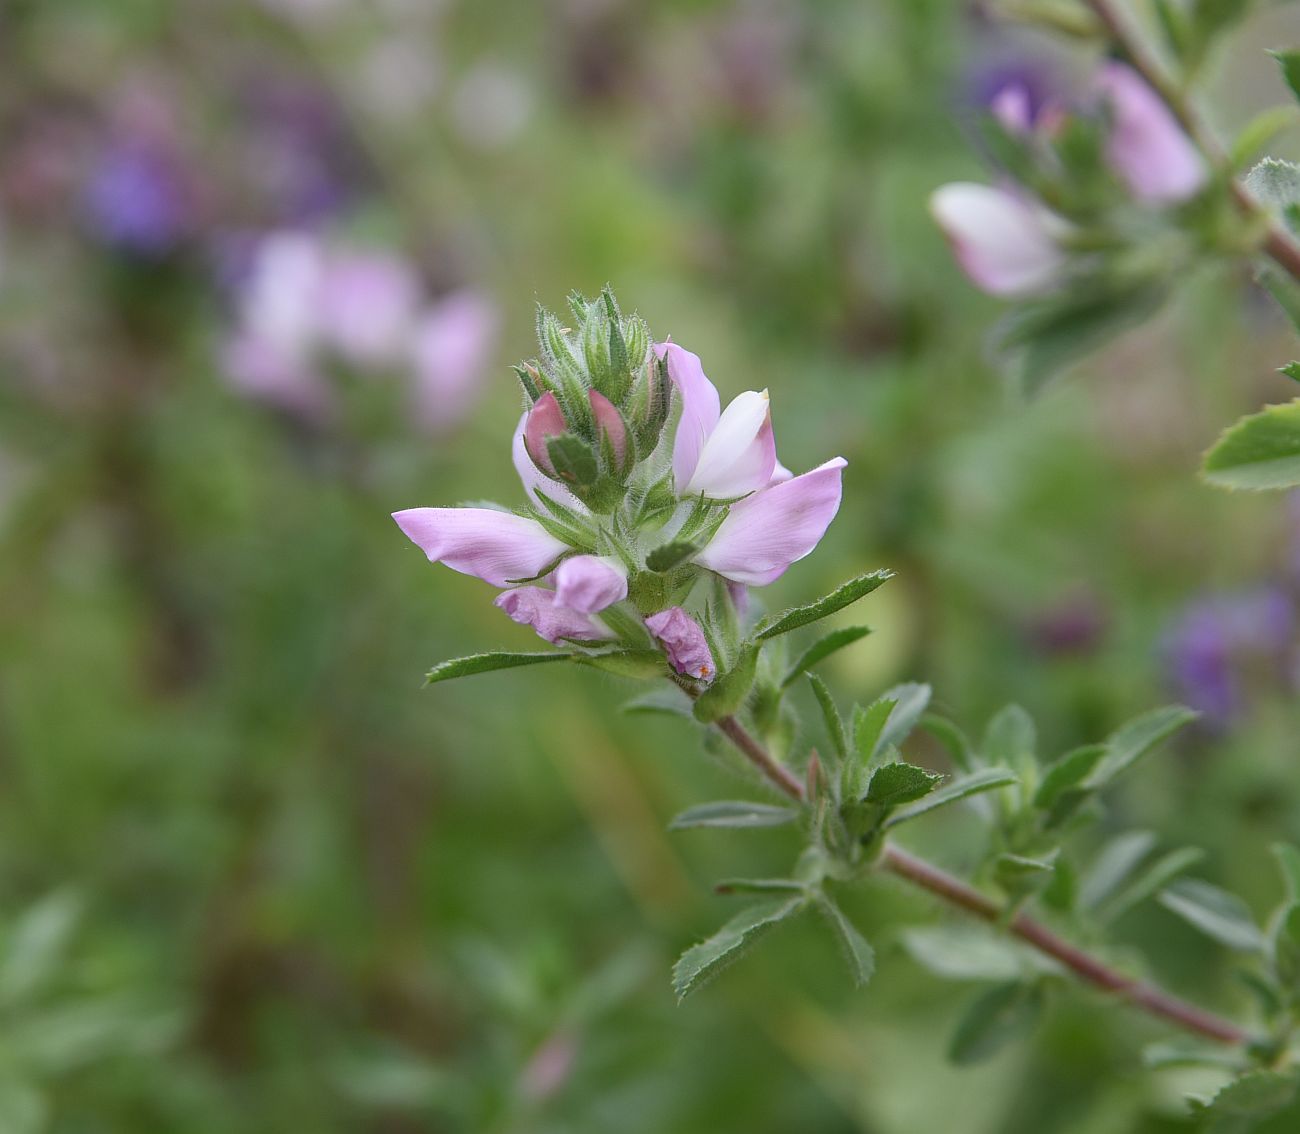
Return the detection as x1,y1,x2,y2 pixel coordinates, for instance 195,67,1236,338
1,0,1299,1130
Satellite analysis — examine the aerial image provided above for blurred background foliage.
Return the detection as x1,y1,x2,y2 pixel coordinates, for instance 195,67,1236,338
1,0,1300,1130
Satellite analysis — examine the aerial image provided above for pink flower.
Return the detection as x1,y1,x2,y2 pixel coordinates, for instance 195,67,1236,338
392,508,567,587
1093,64,1205,205
645,607,714,680
316,249,419,366
930,183,1068,297
222,331,328,421
654,343,776,498
495,587,608,644
409,290,499,435
554,555,627,613
695,457,846,586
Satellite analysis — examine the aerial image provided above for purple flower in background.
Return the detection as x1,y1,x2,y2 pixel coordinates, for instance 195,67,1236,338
83,138,197,256
1163,587,1298,729
409,290,500,435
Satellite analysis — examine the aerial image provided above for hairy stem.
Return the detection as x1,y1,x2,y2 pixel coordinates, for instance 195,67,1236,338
1081,0,1300,285
711,712,1250,1047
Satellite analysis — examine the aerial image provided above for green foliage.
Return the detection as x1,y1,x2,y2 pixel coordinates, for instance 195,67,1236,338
781,626,871,688
816,898,875,987
1202,400,1300,490
693,646,759,723
865,762,942,807
668,801,799,830
948,982,1045,1066
755,571,893,640
886,768,1019,829
672,897,807,1001
645,539,699,572
808,673,848,762
1159,879,1266,953
426,650,571,685
1190,1070,1297,1126
1273,49,1300,105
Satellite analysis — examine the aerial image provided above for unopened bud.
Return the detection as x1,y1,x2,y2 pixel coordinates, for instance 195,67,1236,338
523,392,567,477
588,389,630,472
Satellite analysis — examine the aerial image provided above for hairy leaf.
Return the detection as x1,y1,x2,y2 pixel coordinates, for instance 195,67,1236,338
1203,400,1300,490
425,651,569,685
866,762,942,807
672,897,806,1000
755,570,893,639
1159,879,1265,953
807,673,848,762
886,768,1018,828
816,899,875,987
874,683,932,756
781,626,872,688
668,801,799,830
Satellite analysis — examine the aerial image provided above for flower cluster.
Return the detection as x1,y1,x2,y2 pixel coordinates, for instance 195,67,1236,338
222,230,498,432
931,62,1206,299
393,289,846,679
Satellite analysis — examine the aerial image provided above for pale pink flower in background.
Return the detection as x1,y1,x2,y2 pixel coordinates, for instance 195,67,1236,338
654,343,776,497
1093,63,1206,204
930,182,1068,297
645,607,714,680
316,250,420,367
409,290,499,434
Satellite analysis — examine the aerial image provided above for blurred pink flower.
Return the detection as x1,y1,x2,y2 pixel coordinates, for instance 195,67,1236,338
409,291,499,434
317,250,420,367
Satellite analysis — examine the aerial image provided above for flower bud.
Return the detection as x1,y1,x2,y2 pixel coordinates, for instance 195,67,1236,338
524,392,568,477
645,607,714,681
588,389,630,472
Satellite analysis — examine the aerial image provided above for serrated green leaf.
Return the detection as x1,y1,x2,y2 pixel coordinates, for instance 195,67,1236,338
816,899,875,987
948,982,1044,1066
886,768,1018,828
425,651,570,685
1086,705,1198,786
672,896,806,1000
755,570,893,639
1079,831,1157,912
866,762,941,807
571,650,667,678
808,673,847,762
645,539,698,572
693,646,759,724
1245,156,1300,207
1194,1069,1297,1119
668,801,798,830
1203,400,1300,490
1100,846,1206,925
1273,49,1300,105
781,626,871,688
1159,879,1265,953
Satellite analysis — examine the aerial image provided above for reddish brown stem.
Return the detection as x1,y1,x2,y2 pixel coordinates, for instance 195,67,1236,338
1082,0,1300,286
709,712,1250,1047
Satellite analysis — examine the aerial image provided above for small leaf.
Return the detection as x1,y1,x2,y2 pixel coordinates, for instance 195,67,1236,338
1273,49,1300,105
571,650,667,678
714,878,806,895
1245,156,1300,208
982,704,1036,777
1203,400,1300,491
1098,846,1205,925
621,687,693,718
781,626,871,688
1078,831,1157,912
546,433,599,486
668,801,799,830
865,762,941,807
645,539,698,572
755,570,893,639
1159,879,1266,953
425,651,570,685
873,683,932,755
816,899,875,987
693,646,759,724
672,896,806,1000
886,768,1018,828
901,925,1061,981
1085,705,1198,787
1034,743,1106,827
1283,361,1300,383
807,674,848,762
852,698,896,767
948,982,1044,1066
1193,1069,1297,1120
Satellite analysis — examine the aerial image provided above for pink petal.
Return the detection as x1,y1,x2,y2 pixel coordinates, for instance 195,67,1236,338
523,392,567,477
495,587,608,644
695,457,846,586
685,389,777,498
990,84,1033,135
1094,64,1205,204
930,183,1067,297
645,607,714,680
654,342,721,493
393,507,567,587
554,555,627,613
511,413,589,514
588,389,629,469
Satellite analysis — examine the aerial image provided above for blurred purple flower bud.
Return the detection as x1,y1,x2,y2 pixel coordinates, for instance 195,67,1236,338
645,607,714,681
495,586,608,644
409,291,499,435
83,138,197,256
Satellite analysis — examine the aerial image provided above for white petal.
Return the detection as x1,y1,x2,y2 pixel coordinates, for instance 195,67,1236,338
685,390,775,498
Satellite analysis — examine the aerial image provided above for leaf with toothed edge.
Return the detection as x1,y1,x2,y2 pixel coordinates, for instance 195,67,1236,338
425,651,571,685
755,570,893,639
672,896,806,1000
885,768,1018,828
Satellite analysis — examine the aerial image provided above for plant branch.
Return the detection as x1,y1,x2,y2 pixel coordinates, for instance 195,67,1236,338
708,711,1250,1047
1081,0,1300,286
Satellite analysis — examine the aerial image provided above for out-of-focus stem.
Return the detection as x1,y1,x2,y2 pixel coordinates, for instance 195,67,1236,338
1081,0,1300,285
704,709,1250,1047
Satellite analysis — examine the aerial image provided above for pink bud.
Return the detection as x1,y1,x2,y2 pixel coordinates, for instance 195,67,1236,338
645,607,714,681
587,389,629,469
523,392,567,477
